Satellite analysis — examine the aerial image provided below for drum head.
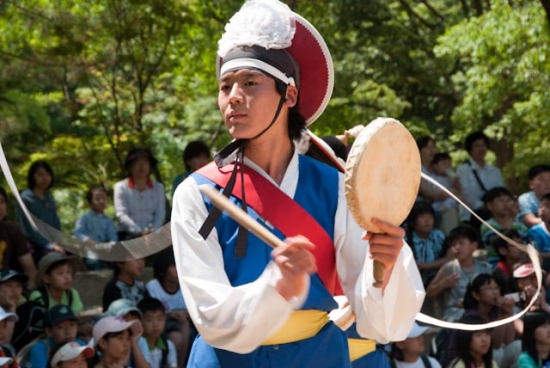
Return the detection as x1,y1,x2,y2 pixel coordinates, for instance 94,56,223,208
344,118,421,233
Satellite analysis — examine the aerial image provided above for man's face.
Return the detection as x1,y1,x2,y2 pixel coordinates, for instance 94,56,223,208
218,68,291,140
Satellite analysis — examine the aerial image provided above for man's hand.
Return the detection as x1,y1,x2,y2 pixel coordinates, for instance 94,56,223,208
362,218,405,270
272,236,317,301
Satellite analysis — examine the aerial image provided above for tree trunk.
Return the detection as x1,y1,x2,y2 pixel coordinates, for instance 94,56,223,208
540,0,550,28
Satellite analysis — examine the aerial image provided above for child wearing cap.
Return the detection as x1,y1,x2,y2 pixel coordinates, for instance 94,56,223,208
72,186,118,270
0,306,18,368
518,164,550,228
28,252,83,314
91,315,148,368
106,299,151,367
389,322,441,368
528,193,550,271
102,258,147,312
49,341,94,368
137,298,177,368
513,263,550,315
0,269,27,315
27,305,86,368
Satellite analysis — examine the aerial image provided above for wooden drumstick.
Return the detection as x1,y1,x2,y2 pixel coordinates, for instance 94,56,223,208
198,185,285,249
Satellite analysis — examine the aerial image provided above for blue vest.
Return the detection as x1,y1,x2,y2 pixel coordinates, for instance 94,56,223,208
189,155,350,368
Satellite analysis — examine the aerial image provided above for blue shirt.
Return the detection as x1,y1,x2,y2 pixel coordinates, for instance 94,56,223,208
528,223,550,253
15,189,60,249
518,191,540,221
73,210,118,243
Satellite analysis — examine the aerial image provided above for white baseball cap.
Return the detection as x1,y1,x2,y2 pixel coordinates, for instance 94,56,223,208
50,341,94,366
407,322,429,338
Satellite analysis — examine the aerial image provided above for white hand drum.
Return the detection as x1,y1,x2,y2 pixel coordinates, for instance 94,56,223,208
345,117,421,287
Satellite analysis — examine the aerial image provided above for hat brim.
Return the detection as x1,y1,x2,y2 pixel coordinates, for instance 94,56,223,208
513,264,536,278
0,273,29,285
408,325,429,338
94,319,143,345
36,255,80,287
51,344,94,366
216,12,333,126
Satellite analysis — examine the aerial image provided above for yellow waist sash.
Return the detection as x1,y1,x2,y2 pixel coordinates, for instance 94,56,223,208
260,310,376,362
261,310,330,345
347,338,376,362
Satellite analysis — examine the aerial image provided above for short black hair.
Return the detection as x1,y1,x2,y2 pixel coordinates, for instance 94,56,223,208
415,135,435,151
406,201,435,230
152,247,176,282
137,297,165,315
274,79,306,142
85,186,108,203
447,225,480,245
183,141,210,171
27,161,55,190
431,152,451,165
528,164,550,180
482,186,512,204
464,131,490,153
492,229,523,261
124,148,158,175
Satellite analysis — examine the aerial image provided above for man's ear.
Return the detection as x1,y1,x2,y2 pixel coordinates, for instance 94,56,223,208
285,86,298,107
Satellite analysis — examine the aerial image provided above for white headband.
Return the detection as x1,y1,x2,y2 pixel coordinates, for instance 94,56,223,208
220,58,296,87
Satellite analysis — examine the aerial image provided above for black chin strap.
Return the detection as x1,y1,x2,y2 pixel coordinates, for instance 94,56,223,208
199,89,288,258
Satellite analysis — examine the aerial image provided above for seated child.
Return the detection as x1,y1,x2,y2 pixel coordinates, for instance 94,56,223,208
91,316,148,368
28,305,85,368
102,258,147,312
430,152,461,234
0,269,27,315
405,202,452,286
448,315,497,368
517,164,550,228
137,298,177,368
492,229,526,293
518,310,550,367
49,341,94,368
462,274,520,368
528,193,550,271
146,248,190,366
0,307,18,367
72,186,118,270
389,322,441,368
29,253,83,314
480,187,527,257
426,225,492,322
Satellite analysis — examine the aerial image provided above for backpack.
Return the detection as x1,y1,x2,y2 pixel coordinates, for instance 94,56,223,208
11,287,74,352
390,356,432,368
431,328,454,366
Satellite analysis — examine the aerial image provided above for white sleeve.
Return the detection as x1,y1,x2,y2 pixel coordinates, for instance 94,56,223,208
153,182,166,230
167,340,178,366
456,164,482,210
114,181,141,233
334,174,425,344
170,177,308,354
137,337,152,364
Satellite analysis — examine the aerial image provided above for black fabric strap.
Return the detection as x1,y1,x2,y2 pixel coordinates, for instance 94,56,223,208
466,160,487,192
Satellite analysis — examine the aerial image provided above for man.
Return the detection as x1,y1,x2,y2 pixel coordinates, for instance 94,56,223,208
171,1,424,367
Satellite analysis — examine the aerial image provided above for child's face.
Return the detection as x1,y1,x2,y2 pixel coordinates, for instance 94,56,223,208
530,171,550,198
89,189,108,213
186,155,209,173
501,238,524,261
397,335,424,355
475,280,500,306
58,353,88,368
538,199,550,224
534,321,550,345
120,259,145,279
470,331,491,357
432,158,451,176
0,280,23,306
451,237,477,261
100,329,131,361
0,320,9,345
487,195,513,217
517,274,537,293
141,310,166,340
47,320,77,344
45,263,73,291
413,213,434,236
